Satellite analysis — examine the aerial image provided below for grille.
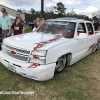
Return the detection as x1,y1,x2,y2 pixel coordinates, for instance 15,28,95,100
5,50,29,61
5,45,30,55
5,45,31,62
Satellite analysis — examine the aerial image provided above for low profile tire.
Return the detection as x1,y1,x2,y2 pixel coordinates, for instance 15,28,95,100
96,42,100,50
55,55,67,73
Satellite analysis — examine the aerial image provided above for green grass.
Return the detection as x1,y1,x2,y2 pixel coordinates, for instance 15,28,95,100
0,29,100,99
25,25,32,33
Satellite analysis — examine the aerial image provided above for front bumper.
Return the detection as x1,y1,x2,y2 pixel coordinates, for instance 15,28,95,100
0,51,56,81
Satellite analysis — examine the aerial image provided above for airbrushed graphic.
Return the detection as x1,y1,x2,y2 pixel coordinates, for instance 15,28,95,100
28,64,40,68
88,38,100,52
33,55,39,59
34,36,62,50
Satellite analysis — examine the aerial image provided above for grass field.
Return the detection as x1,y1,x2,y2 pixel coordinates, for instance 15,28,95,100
0,26,100,100
25,25,32,33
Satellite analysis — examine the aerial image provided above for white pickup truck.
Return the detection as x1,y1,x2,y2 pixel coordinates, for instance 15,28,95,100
0,18,100,81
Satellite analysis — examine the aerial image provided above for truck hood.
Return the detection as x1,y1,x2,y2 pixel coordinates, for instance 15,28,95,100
4,32,71,50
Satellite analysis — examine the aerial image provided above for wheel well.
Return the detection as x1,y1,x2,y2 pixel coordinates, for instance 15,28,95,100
56,53,72,66
55,53,72,73
66,53,72,66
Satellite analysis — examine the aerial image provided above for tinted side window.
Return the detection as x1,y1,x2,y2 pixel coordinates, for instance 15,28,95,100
77,23,86,36
86,23,94,35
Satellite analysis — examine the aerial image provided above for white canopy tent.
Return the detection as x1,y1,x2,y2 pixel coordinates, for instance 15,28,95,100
8,15,15,19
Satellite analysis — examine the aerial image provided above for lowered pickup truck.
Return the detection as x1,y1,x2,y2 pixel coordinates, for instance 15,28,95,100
0,18,100,81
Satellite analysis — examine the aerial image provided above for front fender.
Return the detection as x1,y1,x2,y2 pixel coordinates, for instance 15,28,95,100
46,47,74,64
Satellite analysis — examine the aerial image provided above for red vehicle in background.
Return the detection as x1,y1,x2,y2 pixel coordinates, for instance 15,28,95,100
0,28,2,47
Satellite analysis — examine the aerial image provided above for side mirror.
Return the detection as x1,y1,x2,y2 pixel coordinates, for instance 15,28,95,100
76,33,88,39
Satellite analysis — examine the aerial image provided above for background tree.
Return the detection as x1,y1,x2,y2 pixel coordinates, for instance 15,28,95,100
17,9,23,13
66,9,91,21
17,9,28,14
45,6,56,19
45,6,54,13
16,2,91,21
30,8,36,15
54,2,66,17
67,8,76,16
92,9,100,18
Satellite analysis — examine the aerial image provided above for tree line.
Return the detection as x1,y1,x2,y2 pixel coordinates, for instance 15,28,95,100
17,2,91,21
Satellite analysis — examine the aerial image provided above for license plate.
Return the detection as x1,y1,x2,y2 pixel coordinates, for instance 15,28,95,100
7,64,15,72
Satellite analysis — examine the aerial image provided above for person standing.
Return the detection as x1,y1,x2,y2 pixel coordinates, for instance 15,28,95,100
12,17,24,35
22,23,25,34
21,20,25,34
33,18,40,31
0,8,12,39
34,18,40,28
94,20,100,31
39,15,45,26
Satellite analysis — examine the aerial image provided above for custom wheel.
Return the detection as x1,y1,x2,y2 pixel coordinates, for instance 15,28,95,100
96,42,100,50
55,55,67,73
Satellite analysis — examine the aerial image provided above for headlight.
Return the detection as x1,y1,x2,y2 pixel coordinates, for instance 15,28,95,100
32,50,47,56
30,50,47,64
30,57,46,65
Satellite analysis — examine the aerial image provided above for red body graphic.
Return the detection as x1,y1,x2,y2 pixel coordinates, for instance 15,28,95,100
33,55,39,59
34,36,62,50
28,64,40,68
88,39,100,52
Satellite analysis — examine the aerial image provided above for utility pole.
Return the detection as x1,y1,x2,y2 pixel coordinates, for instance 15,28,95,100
41,0,44,15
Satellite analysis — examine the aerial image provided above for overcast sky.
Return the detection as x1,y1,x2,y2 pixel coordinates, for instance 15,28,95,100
0,0,100,18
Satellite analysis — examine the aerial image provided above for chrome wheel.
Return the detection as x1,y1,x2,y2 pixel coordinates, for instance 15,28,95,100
55,55,66,73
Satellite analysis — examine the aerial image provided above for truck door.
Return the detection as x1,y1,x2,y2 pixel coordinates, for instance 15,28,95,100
86,23,96,53
74,23,89,62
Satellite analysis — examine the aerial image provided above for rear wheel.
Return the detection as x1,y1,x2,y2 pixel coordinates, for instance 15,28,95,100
55,55,67,73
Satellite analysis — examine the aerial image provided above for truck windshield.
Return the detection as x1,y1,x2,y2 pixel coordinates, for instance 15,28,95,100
36,21,76,38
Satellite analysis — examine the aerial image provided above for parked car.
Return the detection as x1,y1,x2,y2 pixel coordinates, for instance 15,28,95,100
29,20,36,30
0,18,100,81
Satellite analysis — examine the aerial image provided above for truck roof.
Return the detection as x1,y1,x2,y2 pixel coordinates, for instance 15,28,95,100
47,17,91,23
